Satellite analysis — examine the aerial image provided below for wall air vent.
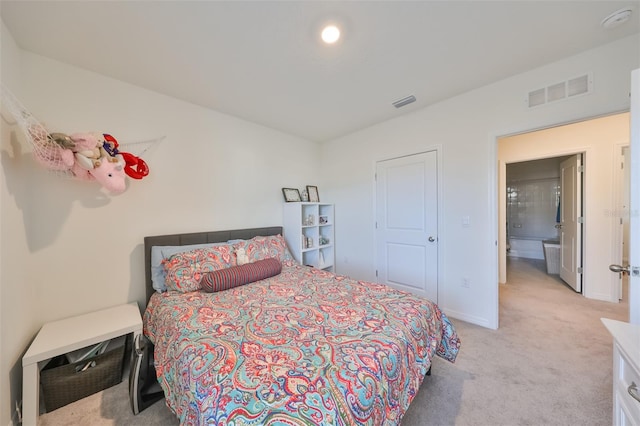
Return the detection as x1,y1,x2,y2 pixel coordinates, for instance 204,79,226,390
526,73,592,109
528,88,546,108
392,95,416,109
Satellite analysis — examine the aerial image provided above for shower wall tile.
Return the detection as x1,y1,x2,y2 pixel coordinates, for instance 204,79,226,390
507,178,560,240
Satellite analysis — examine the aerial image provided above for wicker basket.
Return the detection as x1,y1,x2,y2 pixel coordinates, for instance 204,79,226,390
41,339,125,412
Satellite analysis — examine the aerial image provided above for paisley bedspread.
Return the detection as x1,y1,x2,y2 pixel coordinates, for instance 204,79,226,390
144,264,460,425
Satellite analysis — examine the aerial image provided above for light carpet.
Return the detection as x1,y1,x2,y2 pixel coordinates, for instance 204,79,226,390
38,257,627,425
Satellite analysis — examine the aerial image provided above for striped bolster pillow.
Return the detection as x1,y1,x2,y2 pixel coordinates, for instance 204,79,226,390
200,257,282,293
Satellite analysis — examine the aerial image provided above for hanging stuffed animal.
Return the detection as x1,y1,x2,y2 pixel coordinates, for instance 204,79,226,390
69,133,105,171
66,133,127,194
0,85,151,194
103,134,149,180
88,155,126,194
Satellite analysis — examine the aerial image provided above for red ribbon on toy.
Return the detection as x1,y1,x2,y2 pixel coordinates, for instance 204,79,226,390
103,133,150,180
121,152,149,180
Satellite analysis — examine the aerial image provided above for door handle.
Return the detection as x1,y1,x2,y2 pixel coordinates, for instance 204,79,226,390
628,382,640,404
428,236,436,242
609,264,630,275
554,224,562,229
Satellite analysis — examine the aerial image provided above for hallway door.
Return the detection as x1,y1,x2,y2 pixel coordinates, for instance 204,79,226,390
559,154,582,292
375,151,438,302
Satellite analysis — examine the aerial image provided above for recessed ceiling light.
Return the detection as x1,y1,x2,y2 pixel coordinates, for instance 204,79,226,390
321,25,340,44
601,8,633,29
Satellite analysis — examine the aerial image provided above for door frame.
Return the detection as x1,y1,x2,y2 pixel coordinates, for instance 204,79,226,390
611,143,630,301
629,68,639,325
372,146,443,299
492,112,627,328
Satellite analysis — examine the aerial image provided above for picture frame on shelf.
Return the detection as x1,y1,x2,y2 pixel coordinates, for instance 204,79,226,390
282,188,301,202
319,215,328,225
307,185,319,202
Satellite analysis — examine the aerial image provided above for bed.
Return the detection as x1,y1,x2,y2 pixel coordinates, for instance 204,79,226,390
137,226,460,425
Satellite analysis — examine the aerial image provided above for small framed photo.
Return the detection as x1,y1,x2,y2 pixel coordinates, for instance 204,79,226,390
319,215,328,225
282,188,301,202
307,185,319,202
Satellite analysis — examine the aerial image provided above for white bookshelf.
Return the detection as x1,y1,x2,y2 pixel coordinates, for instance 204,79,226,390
283,202,335,272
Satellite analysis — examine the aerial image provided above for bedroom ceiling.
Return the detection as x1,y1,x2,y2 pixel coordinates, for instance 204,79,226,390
1,1,639,142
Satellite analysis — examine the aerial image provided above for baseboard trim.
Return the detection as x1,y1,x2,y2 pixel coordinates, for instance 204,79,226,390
586,291,617,303
443,308,493,329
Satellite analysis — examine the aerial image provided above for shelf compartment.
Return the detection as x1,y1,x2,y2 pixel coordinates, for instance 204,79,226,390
283,202,335,272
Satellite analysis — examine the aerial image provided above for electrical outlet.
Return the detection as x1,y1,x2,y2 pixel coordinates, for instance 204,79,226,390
461,277,470,288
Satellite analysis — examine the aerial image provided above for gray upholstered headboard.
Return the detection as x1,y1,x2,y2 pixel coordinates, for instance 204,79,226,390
143,226,283,306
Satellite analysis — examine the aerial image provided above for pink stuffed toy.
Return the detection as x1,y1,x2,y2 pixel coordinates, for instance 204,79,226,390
88,155,126,194
68,132,127,194
69,133,104,170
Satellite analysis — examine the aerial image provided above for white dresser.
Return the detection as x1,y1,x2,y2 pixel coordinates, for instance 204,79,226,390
602,318,640,425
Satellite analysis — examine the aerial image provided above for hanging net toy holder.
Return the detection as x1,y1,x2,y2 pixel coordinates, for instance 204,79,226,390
1,84,162,193
1,84,77,175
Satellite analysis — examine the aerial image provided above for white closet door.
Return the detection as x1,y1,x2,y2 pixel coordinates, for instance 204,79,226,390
375,151,438,302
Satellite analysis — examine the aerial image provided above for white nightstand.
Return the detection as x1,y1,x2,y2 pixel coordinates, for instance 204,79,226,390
22,303,142,426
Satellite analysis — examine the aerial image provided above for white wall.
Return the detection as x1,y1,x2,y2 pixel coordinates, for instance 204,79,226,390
499,113,630,301
1,31,320,424
320,35,640,329
1,19,35,426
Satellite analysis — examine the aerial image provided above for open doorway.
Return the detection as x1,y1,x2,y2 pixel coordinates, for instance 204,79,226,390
497,112,630,309
505,155,582,292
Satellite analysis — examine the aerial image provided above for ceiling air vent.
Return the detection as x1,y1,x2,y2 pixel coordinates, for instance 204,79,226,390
526,73,592,109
